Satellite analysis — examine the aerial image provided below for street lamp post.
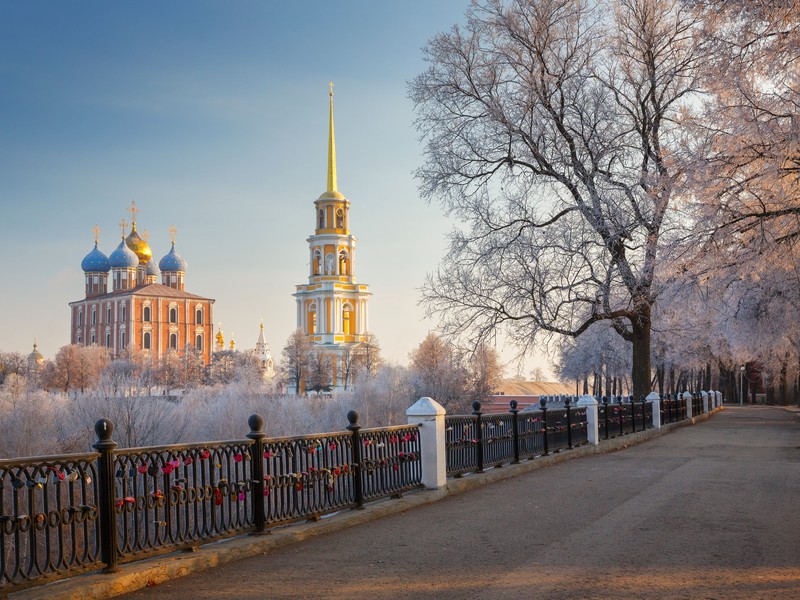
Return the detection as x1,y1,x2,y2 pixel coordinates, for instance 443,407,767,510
740,365,745,406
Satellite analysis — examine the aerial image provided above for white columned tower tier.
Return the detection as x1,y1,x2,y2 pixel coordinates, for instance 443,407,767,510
293,85,372,390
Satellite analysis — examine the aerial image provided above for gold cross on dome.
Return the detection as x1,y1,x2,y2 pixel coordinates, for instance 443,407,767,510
127,200,140,224
93,224,101,244
142,229,150,243
169,224,177,244
329,81,334,97
119,218,128,237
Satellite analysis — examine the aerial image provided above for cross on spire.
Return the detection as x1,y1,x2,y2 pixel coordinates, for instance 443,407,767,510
93,224,101,244
127,200,140,224
142,229,150,243
169,224,177,244
119,218,128,237
329,81,334,97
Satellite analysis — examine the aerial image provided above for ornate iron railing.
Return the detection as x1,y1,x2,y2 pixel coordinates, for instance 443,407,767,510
0,453,101,592
445,399,589,476
0,411,420,594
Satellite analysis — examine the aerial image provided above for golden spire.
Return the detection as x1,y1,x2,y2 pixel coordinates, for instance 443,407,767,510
230,332,235,352
93,224,101,244
319,83,345,200
327,82,337,193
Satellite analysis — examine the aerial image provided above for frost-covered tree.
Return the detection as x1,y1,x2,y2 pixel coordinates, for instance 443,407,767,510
44,344,110,394
281,329,313,394
411,0,704,396
408,333,467,409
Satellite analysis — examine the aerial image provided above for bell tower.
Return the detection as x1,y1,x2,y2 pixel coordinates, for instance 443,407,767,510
293,85,372,389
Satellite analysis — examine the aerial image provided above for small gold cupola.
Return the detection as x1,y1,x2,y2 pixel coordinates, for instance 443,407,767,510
124,201,153,263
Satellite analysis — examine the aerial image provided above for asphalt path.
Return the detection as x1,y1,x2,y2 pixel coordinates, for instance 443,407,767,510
122,406,800,599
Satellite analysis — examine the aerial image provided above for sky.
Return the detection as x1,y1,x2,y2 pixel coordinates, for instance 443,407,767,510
0,1,551,377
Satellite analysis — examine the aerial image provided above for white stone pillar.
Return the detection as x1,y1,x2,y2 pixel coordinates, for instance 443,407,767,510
716,390,722,408
407,397,447,490
577,395,599,445
646,391,661,429
683,391,693,419
701,390,709,414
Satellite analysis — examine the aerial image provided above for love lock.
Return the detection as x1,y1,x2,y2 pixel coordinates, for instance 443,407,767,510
147,465,159,477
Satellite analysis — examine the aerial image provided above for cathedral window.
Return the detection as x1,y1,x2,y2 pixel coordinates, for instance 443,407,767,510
90,333,95,345
91,308,96,326
106,332,111,347
169,333,178,349
336,208,344,228
195,334,203,351
169,307,178,324
318,209,325,229
343,305,353,335
78,310,83,327
195,308,203,325
143,306,151,322
120,331,126,350
339,250,349,276
143,332,151,350
121,304,126,323
107,306,111,323
313,250,322,275
308,305,317,335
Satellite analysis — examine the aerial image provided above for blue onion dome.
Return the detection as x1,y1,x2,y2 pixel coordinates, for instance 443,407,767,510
81,242,110,273
145,259,160,277
159,242,188,272
108,238,139,269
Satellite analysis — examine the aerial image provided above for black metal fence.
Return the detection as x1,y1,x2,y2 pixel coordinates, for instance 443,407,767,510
597,396,655,440
0,411,421,594
445,399,589,476
660,394,688,424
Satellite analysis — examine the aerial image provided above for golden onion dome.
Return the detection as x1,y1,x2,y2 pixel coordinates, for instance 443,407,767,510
125,223,152,263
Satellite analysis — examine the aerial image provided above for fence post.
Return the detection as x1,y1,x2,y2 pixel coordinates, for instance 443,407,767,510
540,397,549,455
93,418,119,573
701,391,709,414
565,396,573,449
578,395,599,445
682,391,692,420
347,410,365,509
716,390,723,408
406,397,447,489
472,401,484,473
647,392,661,429
247,414,267,534
510,400,520,464
630,395,637,433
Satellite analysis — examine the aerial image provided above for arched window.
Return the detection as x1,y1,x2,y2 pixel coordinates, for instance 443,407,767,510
78,309,83,327
336,208,344,228
169,307,178,324
169,333,178,349
90,333,95,345
343,305,353,335
105,332,111,347
121,305,126,323
143,306,151,322
313,250,322,275
195,308,203,325
106,306,111,323
120,331,126,350
143,332,151,350
339,250,349,276
195,335,203,351
91,308,96,325
318,208,325,229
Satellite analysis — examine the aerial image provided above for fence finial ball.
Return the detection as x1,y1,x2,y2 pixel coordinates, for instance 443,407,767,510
539,397,548,408
347,410,360,425
94,418,114,441
472,400,482,412
510,399,518,410
248,414,264,433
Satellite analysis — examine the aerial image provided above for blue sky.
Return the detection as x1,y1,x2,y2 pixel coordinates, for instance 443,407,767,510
0,1,549,375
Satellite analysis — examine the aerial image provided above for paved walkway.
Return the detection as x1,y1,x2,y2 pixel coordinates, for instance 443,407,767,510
122,407,800,599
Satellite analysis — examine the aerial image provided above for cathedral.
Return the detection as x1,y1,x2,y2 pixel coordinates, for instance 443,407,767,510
69,205,215,365
293,85,372,391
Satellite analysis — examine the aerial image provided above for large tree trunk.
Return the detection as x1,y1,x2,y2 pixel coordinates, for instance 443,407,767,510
630,309,652,399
